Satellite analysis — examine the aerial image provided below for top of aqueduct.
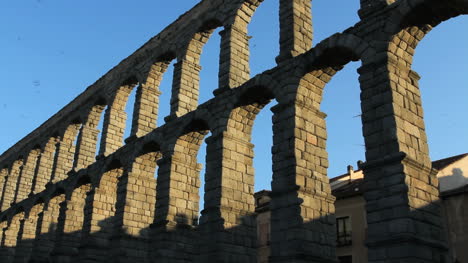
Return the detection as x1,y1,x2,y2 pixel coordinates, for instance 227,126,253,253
0,0,467,262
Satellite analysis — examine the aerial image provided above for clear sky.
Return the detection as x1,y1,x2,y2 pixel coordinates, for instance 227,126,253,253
1,0,467,193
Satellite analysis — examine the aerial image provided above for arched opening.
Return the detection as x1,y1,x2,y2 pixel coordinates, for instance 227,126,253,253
199,26,222,104
283,42,365,187
1,159,24,210
196,131,210,216
316,60,367,262
149,120,209,262
52,122,82,183
33,137,58,194
3,208,25,261
389,12,468,262
31,190,65,262
72,124,81,151
14,200,44,262
92,164,121,235
77,161,122,262
128,143,161,228
321,61,364,178
296,41,368,181
411,16,468,161
377,3,468,165
168,20,223,118
172,120,209,225
233,86,276,263
129,60,174,138
240,87,276,193
109,142,162,261
123,82,138,142
55,175,91,259
71,123,83,169
372,1,468,164
247,42,365,262
353,4,468,262
198,84,275,262
16,148,41,203
0,167,8,210
94,105,107,158
73,102,106,171
140,141,162,180
156,59,176,127
247,0,279,76
98,78,138,156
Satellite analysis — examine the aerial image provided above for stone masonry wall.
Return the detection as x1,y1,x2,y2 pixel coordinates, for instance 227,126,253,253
0,0,467,262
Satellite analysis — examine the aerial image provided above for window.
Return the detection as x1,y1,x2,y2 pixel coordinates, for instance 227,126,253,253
338,255,352,263
336,216,352,246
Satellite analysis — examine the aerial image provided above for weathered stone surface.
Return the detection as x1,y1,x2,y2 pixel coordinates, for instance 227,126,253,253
1,0,465,262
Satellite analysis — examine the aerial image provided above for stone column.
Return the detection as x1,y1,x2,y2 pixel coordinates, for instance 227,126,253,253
33,138,59,194
215,24,251,94
149,152,202,262
198,132,256,262
73,106,105,171
15,150,40,203
0,168,8,202
30,195,64,263
129,84,162,139
167,58,202,120
13,203,43,263
52,124,80,183
98,110,127,157
130,60,171,131
0,213,25,263
1,160,24,211
0,220,10,261
277,0,313,63
130,60,172,140
77,168,122,263
269,103,337,263
50,184,90,263
110,153,158,263
98,87,133,157
0,168,10,212
359,60,449,262
46,200,68,262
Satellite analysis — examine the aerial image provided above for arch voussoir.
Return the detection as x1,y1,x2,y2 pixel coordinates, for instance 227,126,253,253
2,0,466,262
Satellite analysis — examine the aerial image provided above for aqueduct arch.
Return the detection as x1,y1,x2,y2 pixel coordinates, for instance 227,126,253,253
0,0,466,262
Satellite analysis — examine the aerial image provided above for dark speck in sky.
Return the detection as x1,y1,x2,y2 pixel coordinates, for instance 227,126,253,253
33,80,41,87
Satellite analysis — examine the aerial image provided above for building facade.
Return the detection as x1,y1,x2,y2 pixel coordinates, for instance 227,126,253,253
255,153,468,263
1,0,467,262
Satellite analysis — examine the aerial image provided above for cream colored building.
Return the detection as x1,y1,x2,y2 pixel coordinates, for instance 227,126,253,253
255,153,468,263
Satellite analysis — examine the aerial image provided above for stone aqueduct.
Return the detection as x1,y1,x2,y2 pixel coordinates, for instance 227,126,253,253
0,0,467,262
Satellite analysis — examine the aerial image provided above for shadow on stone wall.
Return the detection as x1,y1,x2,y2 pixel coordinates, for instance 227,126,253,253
0,197,460,263
0,210,262,262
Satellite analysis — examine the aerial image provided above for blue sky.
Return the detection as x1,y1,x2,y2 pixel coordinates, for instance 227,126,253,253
0,0,467,193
